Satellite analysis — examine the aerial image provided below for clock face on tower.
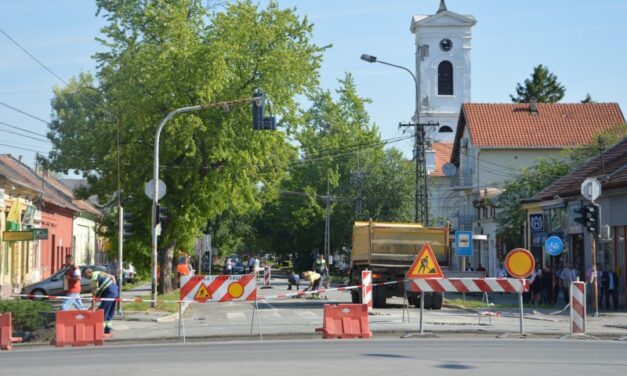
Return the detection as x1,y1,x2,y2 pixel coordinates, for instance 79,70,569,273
439,38,453,52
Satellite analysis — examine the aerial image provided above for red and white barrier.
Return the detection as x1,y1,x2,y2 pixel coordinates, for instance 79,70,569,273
361,270,372,310
180,274,257,303
570,281,586,335
406,278,528,293
263,265,272,288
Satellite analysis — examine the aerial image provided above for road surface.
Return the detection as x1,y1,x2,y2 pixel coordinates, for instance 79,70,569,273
4,338,625,376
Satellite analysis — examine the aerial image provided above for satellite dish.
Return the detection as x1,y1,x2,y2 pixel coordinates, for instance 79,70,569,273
442,163,457,177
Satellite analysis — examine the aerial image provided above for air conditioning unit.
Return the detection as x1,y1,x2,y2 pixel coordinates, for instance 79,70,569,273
461,138,468,149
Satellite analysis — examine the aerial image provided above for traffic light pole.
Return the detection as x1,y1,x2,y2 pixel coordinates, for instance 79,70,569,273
150,96,263,307
591,234,599,318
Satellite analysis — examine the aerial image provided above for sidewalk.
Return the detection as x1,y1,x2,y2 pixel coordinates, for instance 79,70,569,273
105,276,627,343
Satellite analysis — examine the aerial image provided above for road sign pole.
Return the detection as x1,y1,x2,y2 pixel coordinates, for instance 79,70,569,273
519,287,525,334
591,235,599,318
419,291,424,334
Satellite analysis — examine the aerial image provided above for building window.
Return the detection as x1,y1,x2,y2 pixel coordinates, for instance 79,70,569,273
438,61,453,95
438,125,454,133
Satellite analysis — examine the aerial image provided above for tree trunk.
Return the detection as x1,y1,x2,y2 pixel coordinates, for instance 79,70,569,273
158,242,175,294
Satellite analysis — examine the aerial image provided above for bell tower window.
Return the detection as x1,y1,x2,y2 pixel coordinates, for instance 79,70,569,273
438,60,453,95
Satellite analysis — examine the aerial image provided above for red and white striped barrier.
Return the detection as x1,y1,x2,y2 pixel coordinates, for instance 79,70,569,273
263,265,272,288
406,278,529,293
570,281,586,334
180,274,257,303
361,270,372,310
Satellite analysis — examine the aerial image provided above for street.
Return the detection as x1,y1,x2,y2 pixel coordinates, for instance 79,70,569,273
2,338,625,376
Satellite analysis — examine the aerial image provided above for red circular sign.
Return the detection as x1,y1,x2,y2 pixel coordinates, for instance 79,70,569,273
504,248,535,278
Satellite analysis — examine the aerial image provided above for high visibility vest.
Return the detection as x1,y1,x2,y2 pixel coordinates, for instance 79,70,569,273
91,271,115,297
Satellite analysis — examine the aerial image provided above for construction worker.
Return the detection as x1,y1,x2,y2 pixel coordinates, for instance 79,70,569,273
61,255,84,310
302,270,321,292
84,268,118,334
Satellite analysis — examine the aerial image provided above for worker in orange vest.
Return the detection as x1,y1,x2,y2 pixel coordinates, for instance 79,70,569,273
61,255,85,310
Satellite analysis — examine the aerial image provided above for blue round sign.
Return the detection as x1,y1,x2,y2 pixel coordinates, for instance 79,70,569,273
545,236,564,256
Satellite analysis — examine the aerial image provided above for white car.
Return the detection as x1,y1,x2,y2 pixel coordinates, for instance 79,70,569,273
123,262,137,284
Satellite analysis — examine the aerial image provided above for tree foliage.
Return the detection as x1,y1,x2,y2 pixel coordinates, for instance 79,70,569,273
510,64,565,103
253,74,414,269
47,0,325,292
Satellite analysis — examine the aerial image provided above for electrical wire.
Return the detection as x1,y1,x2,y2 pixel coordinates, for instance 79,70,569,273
0,120,49,138
0,142,49,153
0,27,68,85
0,127,50,143
0,102,50,125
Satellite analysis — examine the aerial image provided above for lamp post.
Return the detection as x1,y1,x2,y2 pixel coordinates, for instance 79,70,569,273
360,54,429,225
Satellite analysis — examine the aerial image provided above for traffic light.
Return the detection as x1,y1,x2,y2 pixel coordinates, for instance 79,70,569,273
252,90,264,130
585,203,600,234
123,213,135,239
574,203,600,234
156,205,168,227
252,90,276,131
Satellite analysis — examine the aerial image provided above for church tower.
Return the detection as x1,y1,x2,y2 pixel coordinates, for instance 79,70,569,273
410,0,476,142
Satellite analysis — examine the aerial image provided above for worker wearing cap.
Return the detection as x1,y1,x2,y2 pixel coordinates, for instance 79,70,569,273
302,271,321,292
84,268,118,334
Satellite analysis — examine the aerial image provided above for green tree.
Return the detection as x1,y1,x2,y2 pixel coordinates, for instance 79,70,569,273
581,93,594,103
253,74,414,268
510,64,565,103
47,0,325,293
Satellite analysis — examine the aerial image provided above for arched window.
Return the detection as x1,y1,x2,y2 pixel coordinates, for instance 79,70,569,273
438,61,453,95
438,125,454,133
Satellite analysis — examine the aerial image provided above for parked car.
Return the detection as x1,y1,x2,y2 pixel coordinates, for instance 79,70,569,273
122,262,137,284
21,264,107,299
233,262,245,275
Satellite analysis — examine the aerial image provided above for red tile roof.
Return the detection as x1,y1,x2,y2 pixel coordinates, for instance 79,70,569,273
534,137,627,200
430,142,453,176
461,103,625,149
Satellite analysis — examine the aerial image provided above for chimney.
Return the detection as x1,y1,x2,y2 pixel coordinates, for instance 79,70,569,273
529,97,538,113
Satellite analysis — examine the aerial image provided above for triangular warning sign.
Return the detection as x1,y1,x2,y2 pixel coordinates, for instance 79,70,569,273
194,283,212,303
406,243,444,279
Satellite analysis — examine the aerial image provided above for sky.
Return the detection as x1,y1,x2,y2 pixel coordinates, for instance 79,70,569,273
1,0,626,168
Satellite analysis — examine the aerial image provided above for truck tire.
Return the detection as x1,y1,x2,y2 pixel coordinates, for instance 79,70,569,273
422,293,434,309
431,292,443,310
373,285,387,308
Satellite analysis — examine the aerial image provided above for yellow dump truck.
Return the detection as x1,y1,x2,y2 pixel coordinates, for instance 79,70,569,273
350,221,450,309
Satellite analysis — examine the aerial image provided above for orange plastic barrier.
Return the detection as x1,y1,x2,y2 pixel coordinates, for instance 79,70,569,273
52,310,104,347
316,304,373,339
0,313,22,351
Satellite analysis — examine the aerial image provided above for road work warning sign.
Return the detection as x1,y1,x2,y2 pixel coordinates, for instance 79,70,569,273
406,243,444,279
181,274,257,303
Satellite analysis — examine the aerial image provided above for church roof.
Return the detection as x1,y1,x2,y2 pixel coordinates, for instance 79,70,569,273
430,142,454,177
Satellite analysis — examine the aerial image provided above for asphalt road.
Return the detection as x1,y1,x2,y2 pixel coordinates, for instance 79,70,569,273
3,339,626,376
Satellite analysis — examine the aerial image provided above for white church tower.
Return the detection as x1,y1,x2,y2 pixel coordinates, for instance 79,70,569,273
411,0,476,142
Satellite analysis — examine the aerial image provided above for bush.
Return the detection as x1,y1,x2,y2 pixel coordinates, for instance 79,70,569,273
0,299,53,332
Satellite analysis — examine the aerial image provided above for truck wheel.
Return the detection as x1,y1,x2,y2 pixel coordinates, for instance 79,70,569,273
431,292,443,310
422,293,434,309
373,285,387,308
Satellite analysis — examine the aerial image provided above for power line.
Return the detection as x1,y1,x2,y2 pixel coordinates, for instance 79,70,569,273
0,142,49,153
0,27,68,85
0,102,50,125
0,120,49,138
0,127,50,143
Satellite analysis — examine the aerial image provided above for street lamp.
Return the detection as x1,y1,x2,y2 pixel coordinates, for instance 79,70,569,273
360,53,429,226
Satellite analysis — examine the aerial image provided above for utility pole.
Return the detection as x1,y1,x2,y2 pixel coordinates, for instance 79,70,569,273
324,178,331,263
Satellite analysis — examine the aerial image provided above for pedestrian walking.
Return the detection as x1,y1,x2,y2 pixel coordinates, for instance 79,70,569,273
601,266,619,311
84,268,119,335
559,263,577,304
61,255,85,310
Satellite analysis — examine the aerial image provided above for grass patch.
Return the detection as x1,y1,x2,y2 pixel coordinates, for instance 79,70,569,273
121,279,149,291
444,298,511,309
123,290,181,313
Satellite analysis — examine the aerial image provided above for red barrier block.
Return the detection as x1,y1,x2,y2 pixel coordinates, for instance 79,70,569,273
53,310,104,347
0,313,23,351
316,304,372,339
